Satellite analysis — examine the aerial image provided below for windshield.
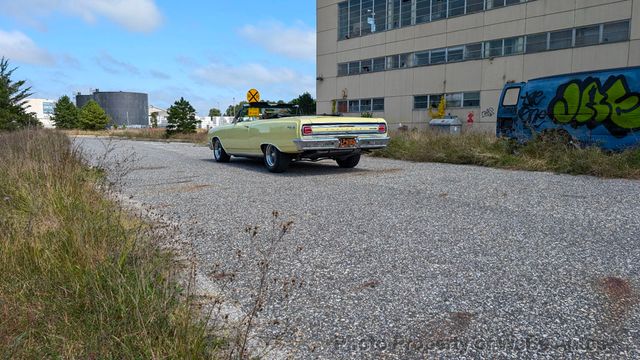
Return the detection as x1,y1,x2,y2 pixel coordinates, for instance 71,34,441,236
236,103,299,122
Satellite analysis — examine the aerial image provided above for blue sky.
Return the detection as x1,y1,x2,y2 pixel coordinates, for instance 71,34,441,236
0,0,316,115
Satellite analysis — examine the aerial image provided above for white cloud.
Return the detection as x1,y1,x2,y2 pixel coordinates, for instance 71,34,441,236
193,62,313,90
239,21,316,61
0,0,163,32
0,30,55,65
95,52,139,75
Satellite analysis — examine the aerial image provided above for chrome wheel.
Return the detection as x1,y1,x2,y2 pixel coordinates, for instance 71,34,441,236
212,139,230,163
263,144,290,173
213,141,222,159
265,145,277,167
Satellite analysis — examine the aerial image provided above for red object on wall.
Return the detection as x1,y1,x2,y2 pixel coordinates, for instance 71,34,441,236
467,112,475,124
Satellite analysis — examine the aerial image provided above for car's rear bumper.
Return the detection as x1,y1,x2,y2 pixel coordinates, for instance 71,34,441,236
293,137,390,151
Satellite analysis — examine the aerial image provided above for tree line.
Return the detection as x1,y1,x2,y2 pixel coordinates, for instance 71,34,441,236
219,92,316,117
1,56,317,135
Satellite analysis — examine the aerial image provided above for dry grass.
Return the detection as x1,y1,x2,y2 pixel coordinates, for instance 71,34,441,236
372,130,640,179
64,128,209,144
0,129,219,358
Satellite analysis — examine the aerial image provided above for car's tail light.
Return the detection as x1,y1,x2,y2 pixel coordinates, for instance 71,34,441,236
302,125,313,136
378,123,387,133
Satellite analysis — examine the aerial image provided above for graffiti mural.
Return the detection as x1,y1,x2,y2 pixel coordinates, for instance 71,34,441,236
518,91,547,127
549,75,640,131
481,107,495,118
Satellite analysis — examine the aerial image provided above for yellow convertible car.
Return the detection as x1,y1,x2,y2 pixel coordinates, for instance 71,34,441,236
208,102,389,172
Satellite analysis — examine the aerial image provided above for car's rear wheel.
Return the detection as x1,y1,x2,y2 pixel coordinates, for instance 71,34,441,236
336,154,361,168
213,138,230,162
264,144,290,173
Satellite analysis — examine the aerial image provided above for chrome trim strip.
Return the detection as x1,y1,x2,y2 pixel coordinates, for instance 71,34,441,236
293,137,390,151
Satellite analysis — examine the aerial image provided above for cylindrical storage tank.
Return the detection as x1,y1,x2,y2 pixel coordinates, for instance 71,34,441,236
76,91,149,127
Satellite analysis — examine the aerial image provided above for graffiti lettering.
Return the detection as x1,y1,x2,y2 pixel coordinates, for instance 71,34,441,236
467,112,475,124
481,107,495,118
518,91,547,126
549,75,640,130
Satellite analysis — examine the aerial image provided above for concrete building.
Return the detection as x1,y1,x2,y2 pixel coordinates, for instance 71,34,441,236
200,116,235,129
76,90,149,128
23,98,55,128
316,0,640,131
148,105,169,127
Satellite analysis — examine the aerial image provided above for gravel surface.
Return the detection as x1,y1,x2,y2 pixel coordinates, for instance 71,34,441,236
77,137,640,359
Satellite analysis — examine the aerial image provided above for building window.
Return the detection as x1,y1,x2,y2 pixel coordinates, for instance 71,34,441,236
339,0,533,41
448,0,465,17
431,0,447,21
389,0,400,29
349,0,362,38
415,92,480,111
447,47,464,62
338,98,385,113
400,0,412,27
336,20,632,77
575,25,600,47
361,59,373,73
374,0,387,32
338,2,349,40
399,53,412,68
525,33,548,53
429,94,442,108
463,92,481,107
360,99,372,112
361,0,374,35
387,54,400,69
485,0,505,9
485,39,504,58
414,95,429,109
348,61,361,75
603,21,629,43
445,93,463,108
415,0,430,24
415,51,429,66
372,57,386,72
338,63,348,76
464,43,483,60
349,100,361,112
503,36,524,55
549,29,573,50
430,48,446,64
372,98,385,111
466,0,484,13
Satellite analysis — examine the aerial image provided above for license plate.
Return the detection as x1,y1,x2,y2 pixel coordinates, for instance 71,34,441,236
339,138,357,148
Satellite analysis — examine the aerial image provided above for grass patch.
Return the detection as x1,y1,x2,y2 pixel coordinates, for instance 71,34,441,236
372,130,640,179
0,130,218,358
65,128,209,144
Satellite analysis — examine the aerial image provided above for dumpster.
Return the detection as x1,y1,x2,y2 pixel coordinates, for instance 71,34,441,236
429,117,462,135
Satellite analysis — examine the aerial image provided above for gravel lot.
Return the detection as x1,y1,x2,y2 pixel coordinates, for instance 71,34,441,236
77,137,640,359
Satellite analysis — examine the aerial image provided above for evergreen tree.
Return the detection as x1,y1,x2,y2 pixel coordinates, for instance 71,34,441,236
225,101,247,117
291,92,316,115
150,112,159,128
78,100,110,130
51,95,79,129
166,97,200,134
208,108,221,117
0,57,40,130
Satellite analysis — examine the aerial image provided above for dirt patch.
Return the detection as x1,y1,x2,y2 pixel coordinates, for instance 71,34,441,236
132,166,168,171
421,311,475,342
596,276,638,333
352,280,381,291
349,168,403,177
166,184,213,193
598,277,638,316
